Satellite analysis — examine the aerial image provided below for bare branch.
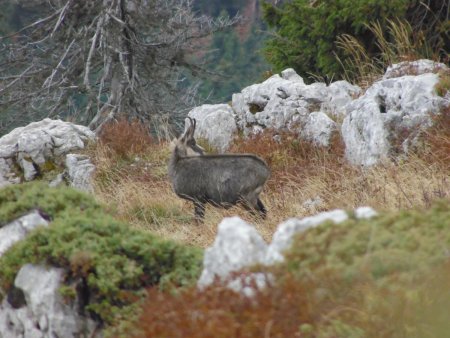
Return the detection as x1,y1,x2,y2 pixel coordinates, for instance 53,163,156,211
42,39,76,89
51,0,72,37
84,16,103,90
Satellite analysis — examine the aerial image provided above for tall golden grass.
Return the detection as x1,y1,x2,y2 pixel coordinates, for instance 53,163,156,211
335,19,440,87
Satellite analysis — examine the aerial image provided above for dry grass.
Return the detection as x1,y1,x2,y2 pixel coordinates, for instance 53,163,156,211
89,116,449,249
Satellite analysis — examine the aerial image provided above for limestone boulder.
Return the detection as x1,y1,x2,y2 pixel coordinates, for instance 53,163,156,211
65,154,96,193
198,217,268,289
231,69,359,147
198,207,378,294
342,71,447,166
0,118,96,189
0,264,97,338
188,104,237,152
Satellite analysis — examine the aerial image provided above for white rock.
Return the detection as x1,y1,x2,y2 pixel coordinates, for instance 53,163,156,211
49,173,64,188
0,119,96,185
230,69,352,148
0,158,16,188
265,209,349,264
188,104,237,152
231,73,306,132
281,68,305,83
65,154,95,192
20,159,37,182
324,80,361,116
342,72,446,166
199,206,379,294
198,216,268,288
0,264,97,338
0,211,49,257
384,59,448,79
300,111,337,146
355,206,378,219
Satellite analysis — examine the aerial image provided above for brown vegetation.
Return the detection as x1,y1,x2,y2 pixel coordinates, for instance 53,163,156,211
129,262,450,338
97,118,154,159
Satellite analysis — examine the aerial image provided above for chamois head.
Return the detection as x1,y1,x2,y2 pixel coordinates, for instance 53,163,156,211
172,117,204,157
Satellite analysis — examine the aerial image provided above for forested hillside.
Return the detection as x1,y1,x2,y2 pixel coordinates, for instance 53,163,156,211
190,0,270,102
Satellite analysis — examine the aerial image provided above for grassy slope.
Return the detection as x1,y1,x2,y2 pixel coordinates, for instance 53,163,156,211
87,82,449,336
0,73,446,336
91,106,449,249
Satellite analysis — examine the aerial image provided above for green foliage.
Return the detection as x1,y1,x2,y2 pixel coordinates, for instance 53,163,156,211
0,182,102,225
0,182,203,324
283,199,450,282
262,0,449,81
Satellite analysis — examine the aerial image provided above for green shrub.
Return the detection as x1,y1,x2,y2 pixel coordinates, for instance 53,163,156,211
283,199,450,282
0,182,203,325
0,181,103,225
262,0,449,80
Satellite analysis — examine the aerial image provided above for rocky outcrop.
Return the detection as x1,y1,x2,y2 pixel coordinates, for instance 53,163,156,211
342,71,447,165
198,216,268,288
265,209,350,264
65,154,96,192
0,118,96,190
231,69,357,147
189,68,359,151
198,207,378,291
187,60,448,165
0,264,97,338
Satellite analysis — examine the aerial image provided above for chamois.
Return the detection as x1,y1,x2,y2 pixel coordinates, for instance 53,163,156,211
168,117,270,221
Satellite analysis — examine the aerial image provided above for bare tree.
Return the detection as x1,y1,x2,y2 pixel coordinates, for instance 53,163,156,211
0,0,237,135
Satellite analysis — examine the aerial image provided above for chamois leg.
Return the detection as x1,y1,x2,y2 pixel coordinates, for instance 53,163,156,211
193,201,205,223
256,198,267,219
241,194,266,220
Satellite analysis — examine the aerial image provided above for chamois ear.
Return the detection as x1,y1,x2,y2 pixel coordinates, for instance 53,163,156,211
187,117,196,139
180,117,193,142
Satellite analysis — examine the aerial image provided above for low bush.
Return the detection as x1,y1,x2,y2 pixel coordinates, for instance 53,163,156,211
283,199,450,281
0,182,202,326
97,118,154,159
0,181,102,225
